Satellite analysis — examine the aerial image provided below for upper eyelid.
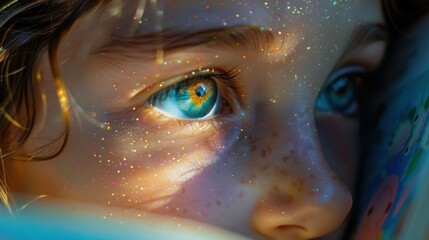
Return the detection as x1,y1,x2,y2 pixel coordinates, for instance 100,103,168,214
328,66,366,81
332,24,387,70
348,24,387,48
127,68,229,106
322,65,367,91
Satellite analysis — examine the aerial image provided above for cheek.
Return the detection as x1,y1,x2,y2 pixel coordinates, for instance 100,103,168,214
80,113,243,210
315,111,359,191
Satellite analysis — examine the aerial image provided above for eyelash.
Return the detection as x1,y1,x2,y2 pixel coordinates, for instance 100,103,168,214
209,68,243,113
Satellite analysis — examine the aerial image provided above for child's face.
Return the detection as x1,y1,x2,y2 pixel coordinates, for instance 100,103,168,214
7,0,385,239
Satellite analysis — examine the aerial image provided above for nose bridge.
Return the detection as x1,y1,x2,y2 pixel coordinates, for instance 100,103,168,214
249,99,353,239
257,102,335,194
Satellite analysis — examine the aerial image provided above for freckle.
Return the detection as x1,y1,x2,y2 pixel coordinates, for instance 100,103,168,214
250,173,257,180
240,177,247,184
282,156,289,162
181,187,186,194
261,150,267,158
182,209,187,214
276,167,288,177
259,164,270,172
291,179,304,192
216,200,222,206
250,145,257,151
271,184,280,192
272,132,278,137
310,174,315,180
268,144,276,152
205,203,211,208
292,159,301,166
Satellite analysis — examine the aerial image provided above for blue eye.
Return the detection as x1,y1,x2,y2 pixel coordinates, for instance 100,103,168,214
327,76,356,111
316,66,365,115
148,76,221,119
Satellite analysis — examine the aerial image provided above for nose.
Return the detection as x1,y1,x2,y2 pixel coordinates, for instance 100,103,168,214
249,104,352,240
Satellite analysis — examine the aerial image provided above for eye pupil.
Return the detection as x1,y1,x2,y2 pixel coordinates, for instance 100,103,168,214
195,84,207,97
331,78,348,95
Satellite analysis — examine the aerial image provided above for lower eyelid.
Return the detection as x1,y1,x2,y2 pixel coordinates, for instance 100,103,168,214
139,106,227,136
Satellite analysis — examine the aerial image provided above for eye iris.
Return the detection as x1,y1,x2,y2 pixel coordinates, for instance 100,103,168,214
176,77,218,118
327,77,355,111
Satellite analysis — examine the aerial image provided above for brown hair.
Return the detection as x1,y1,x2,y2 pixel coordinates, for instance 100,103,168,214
0,0,102,210
383,0,429,35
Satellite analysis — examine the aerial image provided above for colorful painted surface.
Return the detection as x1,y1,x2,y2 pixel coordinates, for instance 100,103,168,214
352,19,429,240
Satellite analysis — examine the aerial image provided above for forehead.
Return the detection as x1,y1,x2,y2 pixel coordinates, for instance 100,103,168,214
114,0,382,34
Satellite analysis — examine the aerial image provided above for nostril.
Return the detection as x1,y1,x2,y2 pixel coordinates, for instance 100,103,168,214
269,225,309,239
252,181,352,240
276,225,307,232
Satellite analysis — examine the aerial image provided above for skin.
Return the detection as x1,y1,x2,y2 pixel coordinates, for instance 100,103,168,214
5,0,385,239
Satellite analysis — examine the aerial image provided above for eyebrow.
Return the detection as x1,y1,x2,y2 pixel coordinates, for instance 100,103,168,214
93,25,276,61
93,23,386,63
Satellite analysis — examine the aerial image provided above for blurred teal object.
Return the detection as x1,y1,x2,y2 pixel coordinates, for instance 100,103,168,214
0,198,251,240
